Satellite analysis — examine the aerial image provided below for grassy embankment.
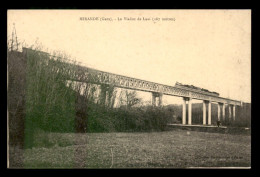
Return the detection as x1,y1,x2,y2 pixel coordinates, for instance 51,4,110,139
10,129,251,168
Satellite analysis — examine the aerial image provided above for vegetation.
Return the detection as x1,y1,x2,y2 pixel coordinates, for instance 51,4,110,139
86,105,173,133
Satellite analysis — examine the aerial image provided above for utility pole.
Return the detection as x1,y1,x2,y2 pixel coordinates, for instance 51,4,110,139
11,23,19,51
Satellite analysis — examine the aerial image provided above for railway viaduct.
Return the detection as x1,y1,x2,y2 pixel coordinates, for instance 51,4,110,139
22,48,242,126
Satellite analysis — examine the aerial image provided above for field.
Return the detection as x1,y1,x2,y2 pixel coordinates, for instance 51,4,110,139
9,129,251,168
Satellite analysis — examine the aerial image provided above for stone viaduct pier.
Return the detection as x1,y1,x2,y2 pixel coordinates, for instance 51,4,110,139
23,48,242,126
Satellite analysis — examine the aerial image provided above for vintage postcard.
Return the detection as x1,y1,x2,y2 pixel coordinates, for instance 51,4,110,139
7,9,251,168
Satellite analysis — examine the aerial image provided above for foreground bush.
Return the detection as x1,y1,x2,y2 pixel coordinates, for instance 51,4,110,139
85,105,174,133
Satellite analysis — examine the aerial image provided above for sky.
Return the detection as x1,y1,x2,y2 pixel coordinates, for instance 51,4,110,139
7,10,251,104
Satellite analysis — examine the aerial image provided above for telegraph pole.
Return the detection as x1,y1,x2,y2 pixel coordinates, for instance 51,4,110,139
11,23,19,51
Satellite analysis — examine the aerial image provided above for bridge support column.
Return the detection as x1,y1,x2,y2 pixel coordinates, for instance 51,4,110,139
208,101,211,125
188,98,192,125
152,92,162,107
217,103,221,121
222,104,225,121
158,93,163,107
152,93,156,106
233,105,236,121
229,105,232,120
203,100,207,125
182,98,187,125
100,84,109,105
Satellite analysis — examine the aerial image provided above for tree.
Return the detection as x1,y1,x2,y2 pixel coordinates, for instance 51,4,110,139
118,89,141,109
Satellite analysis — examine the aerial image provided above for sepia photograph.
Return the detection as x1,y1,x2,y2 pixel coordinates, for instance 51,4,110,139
7,9,251,168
